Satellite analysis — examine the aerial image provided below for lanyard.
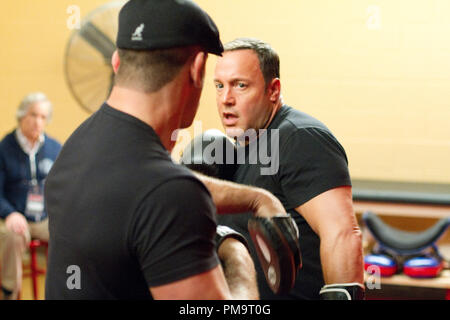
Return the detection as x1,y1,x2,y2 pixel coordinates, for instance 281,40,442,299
15,128,43,185
29,153,38,186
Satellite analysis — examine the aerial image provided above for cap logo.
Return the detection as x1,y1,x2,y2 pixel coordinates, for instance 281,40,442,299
131,23,144,41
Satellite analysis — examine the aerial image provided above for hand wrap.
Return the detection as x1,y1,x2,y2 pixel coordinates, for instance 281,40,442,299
319,283,365,300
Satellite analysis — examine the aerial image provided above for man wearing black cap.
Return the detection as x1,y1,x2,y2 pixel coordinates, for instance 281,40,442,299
44,0,276,299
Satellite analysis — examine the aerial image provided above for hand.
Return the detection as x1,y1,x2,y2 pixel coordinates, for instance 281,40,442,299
251,188,287,218
5,212,28,235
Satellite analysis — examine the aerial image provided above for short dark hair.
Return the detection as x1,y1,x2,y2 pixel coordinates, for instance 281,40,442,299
115,47,197,92
223,38,280,87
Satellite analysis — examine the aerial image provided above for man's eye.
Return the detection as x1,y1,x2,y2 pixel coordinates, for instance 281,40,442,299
215,83,223,89
237,82,246,88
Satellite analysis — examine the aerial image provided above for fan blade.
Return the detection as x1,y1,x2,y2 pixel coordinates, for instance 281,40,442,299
79,21,116,62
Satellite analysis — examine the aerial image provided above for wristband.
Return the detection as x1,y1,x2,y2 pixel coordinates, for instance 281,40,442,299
215,225,249,251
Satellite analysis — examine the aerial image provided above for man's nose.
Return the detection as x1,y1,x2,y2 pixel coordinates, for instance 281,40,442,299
36,116,46,128
222,87,235,106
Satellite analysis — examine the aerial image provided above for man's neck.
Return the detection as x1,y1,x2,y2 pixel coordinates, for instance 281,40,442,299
236,100,283,147
106,85,184,152
263,100,283,130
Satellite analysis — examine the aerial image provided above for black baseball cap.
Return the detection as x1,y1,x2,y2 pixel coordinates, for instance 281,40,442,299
116,0,223,56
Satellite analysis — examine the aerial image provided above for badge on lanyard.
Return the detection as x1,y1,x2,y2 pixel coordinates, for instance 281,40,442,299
24,148,47,221
25,180,44,221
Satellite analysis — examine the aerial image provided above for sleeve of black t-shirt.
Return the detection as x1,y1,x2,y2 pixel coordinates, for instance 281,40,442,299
129,177,219,287
278,127,351,209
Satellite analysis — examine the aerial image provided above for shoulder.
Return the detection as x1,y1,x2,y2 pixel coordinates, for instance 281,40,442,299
44,134,62,149
0,131,19,153
40,134,62,158
270,107,348,165
129,154,212,207
131,169,216,235
148,162,212,200
273,107,340,149
0,130,17,145
145,161,214,216
274,105,330,136
152,175,212,204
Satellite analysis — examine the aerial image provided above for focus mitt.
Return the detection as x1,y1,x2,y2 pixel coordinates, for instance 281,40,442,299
180,129,237,180
247,214,302,295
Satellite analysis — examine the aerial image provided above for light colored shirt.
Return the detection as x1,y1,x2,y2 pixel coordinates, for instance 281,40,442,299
15,128,44,156
15,128,45,183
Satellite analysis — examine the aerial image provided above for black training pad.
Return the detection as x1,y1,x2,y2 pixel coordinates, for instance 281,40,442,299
271,216,302,270
363,211,450,254
248,216,298,295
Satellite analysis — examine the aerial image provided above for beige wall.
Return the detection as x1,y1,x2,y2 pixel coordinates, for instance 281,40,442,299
1,0,450,184
0,0,112,141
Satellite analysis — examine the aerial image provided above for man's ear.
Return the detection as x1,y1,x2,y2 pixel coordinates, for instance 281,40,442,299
111,50,120,74
190,51,207,89
267,78,281,103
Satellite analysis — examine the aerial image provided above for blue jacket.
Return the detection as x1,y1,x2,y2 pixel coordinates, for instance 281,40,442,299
0,130,61,221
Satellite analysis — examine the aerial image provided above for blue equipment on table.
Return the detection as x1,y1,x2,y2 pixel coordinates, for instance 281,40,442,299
362,211,450,278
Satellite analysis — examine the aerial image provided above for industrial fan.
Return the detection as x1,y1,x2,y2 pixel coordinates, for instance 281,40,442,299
64,1,126,114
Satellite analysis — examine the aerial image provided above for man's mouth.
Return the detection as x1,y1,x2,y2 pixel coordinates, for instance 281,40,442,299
222,112,238,126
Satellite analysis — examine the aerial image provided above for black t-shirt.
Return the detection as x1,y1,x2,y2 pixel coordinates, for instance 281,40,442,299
45,104,219,299
217,105,351,300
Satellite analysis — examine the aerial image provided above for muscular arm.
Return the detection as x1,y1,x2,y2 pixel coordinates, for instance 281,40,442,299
296,186,364,284
194,172,285,218
217,238,259,300
150,239,259,300
139,178,232,300
150,265,231,300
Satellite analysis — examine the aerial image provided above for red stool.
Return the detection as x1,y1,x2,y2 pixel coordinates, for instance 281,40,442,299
23,239,48,300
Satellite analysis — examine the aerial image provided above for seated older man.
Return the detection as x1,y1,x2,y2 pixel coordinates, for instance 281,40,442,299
0,92,61,300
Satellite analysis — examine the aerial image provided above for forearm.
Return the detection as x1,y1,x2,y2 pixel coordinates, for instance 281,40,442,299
320,227,364,285
218,238,259,300
195,172,285,217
